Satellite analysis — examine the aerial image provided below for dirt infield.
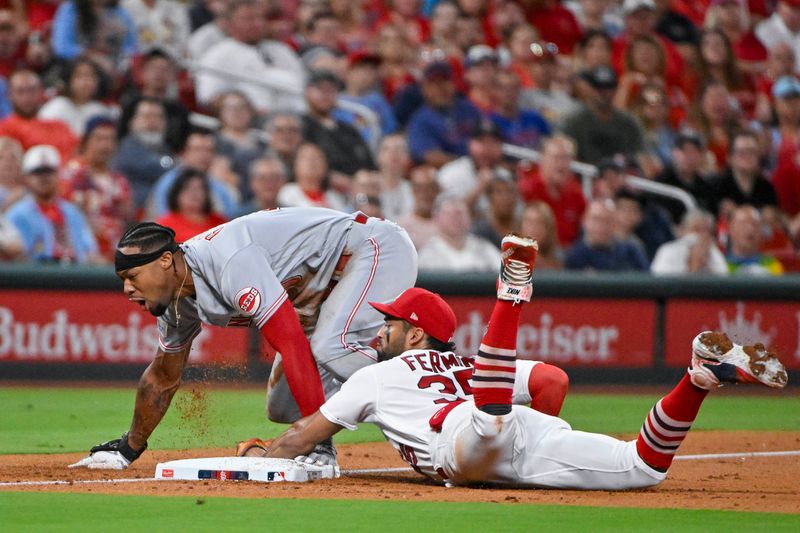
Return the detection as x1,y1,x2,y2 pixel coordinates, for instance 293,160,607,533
1,431,798,514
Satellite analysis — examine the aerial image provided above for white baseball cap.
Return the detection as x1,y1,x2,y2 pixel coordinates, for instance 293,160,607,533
623,0,656,15
22,145,61,174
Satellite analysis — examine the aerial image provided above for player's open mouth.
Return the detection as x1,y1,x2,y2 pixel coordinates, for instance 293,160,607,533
129,297,147,309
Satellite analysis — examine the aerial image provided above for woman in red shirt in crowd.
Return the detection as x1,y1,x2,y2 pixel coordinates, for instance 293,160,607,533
155,167,226,243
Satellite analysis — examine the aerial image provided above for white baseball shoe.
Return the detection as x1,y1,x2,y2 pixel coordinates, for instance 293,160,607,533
497,234,538,303
688,331,788,390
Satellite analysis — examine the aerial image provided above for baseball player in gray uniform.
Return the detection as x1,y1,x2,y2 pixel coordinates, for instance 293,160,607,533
239,234,787,489
69,207,417,470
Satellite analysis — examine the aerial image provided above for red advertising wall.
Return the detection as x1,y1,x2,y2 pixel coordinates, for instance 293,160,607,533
0,290,249,364
448,297,656,366
665,300,800,370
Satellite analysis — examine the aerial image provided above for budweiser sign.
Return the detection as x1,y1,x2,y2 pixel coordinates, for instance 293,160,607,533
449,297,656,366
0,290,248,364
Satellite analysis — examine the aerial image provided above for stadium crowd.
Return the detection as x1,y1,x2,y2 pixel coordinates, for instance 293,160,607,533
0,0,798,277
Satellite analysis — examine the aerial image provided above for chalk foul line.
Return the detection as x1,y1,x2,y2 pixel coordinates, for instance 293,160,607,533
1,450,798,488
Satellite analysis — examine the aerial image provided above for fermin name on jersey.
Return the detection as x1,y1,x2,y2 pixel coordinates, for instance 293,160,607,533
399,351,474,373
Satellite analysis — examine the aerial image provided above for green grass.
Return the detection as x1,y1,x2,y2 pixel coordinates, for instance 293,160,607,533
0,387,797,454
1,493,799,532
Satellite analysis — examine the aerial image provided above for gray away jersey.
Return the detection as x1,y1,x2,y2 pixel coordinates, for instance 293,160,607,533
157,207,357,352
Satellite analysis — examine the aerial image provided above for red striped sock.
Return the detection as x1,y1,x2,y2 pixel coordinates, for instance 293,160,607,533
636,374,709,471
473,301,523,413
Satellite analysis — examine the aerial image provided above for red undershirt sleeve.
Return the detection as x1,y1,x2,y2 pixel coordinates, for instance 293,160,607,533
259,299,325,417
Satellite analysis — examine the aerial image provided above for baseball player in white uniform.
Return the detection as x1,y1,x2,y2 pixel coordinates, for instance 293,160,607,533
69,207,418,470
239,234,788,489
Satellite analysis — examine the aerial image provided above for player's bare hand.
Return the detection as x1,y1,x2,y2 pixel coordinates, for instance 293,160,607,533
68,433,145,470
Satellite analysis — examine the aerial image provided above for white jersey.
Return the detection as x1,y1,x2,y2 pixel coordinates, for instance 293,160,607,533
157,207,363,352
320,349,537,477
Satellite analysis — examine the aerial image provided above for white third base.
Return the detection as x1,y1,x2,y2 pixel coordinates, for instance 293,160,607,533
154,457,340,483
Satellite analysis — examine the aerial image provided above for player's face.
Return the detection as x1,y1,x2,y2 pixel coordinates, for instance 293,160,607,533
376,319,411,361
116,249,175,317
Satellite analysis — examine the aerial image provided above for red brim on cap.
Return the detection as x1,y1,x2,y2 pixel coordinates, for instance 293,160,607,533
369,301,399,318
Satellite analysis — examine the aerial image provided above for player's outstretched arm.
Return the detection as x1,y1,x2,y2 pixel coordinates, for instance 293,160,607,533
265,412,343,461
69,346,191,470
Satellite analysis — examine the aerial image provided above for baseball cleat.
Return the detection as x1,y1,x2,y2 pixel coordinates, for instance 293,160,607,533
497,234,538,303
235,437,272,457
688,331,788,390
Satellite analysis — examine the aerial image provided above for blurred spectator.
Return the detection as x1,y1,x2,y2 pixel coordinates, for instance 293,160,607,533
573,29,614,72
0,10,28,79
486,0,527,47
567,0,624,37
0,210,23,260
692,28,755,118
0,70,79,161
755,0,800,71
594,157,675,259
6,144,100,263
195,0,306,114
122,0,190,60
563,66,646,166
0,136,24,210
565,199,649,271
51,0,139,78
350,169,384,218
520,200,563,269
188,0,216,32
303,69,376,180
278,142,347,210
518,41,580,127
298,9,344,54
328,0,371,53
376,23,417,105
300,44,346,80
111,96,174,209
654,0,698,53
234,157,287,217
717,130,778,212
505,23,541,89
147,128,238,219
491,69,551,150
464,44,499,113
118,48,191,152
471,175,521,248
706,0,767,73
682,81,740,170
771,78,800,235
155,167,226,243
427,0,462,59
417,195,500,272
38,57,112,136
265,111,303,181
437,119,508,215
454,11,485,53
61,116,134,260
375,133,413,221
651,209,728,275
335,51,398,146
522,0,583,55
213,91,265,200
612,189,657,262
187,0,228,59
754,44,796,124
396,164,439,249
406,61,481,166
377,0,430,46
518,134,586,246
630,83,676,167
613,0,684,90
725,205,784,275
656,130,718,221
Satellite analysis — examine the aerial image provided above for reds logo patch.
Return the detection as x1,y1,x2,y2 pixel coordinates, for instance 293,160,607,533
236,287,261,315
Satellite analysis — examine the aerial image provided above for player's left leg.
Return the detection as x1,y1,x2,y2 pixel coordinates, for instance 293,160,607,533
436,235,540,484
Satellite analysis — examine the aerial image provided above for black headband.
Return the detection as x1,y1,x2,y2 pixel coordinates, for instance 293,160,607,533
115,241,179,272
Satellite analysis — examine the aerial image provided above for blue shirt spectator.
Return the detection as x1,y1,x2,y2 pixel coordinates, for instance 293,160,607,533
335,91,398,147
148,165,238,220
51,1,138,66
491,111,550,150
